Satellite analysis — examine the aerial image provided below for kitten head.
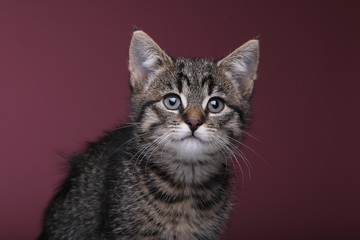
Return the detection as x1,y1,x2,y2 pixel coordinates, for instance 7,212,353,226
128,30,259,162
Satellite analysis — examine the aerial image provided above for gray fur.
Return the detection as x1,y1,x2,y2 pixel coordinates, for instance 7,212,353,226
38,31,259,240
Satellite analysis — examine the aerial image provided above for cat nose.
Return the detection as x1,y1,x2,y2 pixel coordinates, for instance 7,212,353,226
185,118,203,133
183,107,205,133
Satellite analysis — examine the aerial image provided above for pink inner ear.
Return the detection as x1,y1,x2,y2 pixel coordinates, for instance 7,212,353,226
129,31,172,93
217,42,259,96
129,58,147,93
217,40,259,80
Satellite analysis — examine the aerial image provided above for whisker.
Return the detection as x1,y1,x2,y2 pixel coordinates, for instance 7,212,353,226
115,122,141,129
133,132,172,171
209,139,234,181
240,129,262,142
107,131,152,159
144,133,173,169
215,136,251,182
228,135,268,166
212,137,245,183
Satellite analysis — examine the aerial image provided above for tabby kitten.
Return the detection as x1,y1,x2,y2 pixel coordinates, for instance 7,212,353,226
38,30,259,240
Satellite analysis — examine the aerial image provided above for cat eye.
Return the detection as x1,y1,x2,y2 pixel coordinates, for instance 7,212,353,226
163,94,182,110
207,97,225,113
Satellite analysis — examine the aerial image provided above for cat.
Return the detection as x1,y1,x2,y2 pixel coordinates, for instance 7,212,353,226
37,30,259,240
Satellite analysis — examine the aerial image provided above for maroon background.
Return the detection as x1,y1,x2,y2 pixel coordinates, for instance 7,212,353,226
1,1,359,239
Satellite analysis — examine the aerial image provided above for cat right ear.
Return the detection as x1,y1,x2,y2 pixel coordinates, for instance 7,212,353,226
217,39,259,98
129,31,172,94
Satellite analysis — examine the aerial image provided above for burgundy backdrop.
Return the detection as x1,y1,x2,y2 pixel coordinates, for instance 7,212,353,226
1,1,359,239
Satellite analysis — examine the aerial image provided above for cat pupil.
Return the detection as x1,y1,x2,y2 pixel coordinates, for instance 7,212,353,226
169,98,177,105
211,100,219,109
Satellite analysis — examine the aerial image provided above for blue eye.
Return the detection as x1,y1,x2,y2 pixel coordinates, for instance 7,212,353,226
207,97,225,113
163,94,181,110
169,97,177,106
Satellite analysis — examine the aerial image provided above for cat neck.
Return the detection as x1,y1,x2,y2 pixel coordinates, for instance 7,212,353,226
136,150,228,185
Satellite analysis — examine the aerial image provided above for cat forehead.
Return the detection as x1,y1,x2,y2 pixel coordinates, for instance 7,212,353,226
171,58,220,91
174,58,216,78
171,58,230,95
145,57,236,103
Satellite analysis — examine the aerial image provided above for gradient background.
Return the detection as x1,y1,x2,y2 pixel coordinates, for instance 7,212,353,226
1,1,359,239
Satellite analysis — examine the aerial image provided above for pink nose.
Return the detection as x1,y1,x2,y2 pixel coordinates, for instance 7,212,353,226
186,118,203,133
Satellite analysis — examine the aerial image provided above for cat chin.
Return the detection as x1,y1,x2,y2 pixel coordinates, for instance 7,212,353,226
167,137,213,161
163,124,218,161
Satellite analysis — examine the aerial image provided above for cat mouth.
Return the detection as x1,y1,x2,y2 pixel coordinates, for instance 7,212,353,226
182,135,205,143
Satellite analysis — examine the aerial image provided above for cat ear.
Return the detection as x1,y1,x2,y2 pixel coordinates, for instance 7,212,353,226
217,40,259,97
129,30,172,93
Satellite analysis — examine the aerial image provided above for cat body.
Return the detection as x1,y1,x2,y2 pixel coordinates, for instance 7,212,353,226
38,31,259,240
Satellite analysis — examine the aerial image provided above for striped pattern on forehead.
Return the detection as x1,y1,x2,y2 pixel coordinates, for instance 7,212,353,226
201,75,215,95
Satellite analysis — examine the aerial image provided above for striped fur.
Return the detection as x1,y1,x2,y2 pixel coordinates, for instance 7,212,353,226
38,31,259,240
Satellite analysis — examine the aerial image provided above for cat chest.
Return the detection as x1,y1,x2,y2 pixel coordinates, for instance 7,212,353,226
131,162,229,238
154,200,216,239
134,190,226,240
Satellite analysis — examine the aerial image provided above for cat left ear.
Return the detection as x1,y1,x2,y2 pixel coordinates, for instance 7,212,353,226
217,40,259,98
129,30,172,94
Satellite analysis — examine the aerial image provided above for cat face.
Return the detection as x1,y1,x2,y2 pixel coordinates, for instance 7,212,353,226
129,31,259,162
